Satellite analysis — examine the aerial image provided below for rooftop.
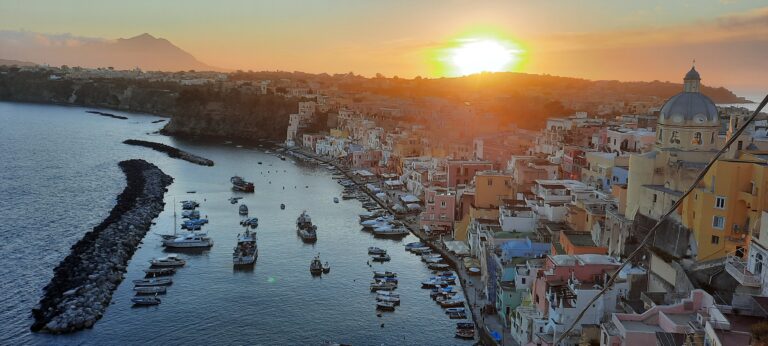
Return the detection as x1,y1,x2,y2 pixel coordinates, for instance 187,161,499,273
563,231,599,247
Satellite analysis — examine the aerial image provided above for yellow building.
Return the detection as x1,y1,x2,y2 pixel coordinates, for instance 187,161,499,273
453,171,515,241
329,128,349,139
681,151,768,261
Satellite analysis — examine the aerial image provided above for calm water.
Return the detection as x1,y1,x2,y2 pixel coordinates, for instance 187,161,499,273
0,102,472,345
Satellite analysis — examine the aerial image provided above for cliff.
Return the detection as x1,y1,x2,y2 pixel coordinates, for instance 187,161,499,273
160,87,297,141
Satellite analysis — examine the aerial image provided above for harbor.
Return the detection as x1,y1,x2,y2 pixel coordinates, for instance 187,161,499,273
1,102,473,345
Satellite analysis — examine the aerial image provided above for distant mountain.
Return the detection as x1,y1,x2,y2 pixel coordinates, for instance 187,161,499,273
0,30,218,72
0,58,36,67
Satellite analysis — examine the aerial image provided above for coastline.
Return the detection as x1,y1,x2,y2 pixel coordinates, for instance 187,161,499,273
31,159,173,333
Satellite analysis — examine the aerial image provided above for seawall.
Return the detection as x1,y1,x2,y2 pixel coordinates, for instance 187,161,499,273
123,139,214,166
31,159,173,333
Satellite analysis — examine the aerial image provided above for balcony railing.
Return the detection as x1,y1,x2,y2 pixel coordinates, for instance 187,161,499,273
725,255,761,287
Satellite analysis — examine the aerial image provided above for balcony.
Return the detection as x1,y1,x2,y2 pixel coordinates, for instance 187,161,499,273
725,255,761,287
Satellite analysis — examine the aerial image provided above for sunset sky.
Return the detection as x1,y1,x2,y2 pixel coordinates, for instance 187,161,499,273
1,0,766,95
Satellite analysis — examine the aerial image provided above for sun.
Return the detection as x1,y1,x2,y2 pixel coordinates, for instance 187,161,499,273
450,39,519,75
429,31,526,77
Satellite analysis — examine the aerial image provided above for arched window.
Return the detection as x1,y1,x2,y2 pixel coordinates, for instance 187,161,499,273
756,253,764,275
670,131,680,144
692,132,702,145
710,132,715,144
658,128,663,140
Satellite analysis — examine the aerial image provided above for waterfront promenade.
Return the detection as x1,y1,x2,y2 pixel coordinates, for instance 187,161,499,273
287,146,519,346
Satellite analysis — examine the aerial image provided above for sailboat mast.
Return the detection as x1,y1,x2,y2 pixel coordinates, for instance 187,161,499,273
173,197,177,236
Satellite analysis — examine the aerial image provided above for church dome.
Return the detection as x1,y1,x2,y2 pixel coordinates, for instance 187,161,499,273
658,66,718,126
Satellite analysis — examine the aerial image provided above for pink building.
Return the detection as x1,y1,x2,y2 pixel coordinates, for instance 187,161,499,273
419,187,456,234
531,255,621,317
601,290,726,346
446,160,493,188
349,149,382,169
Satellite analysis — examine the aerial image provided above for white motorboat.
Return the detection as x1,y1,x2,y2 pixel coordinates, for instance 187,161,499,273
373,271,397,278
163,231,214,248
376,294,400,304
377,291,400,298
372,226,409,238
239,204,249,215
133,286,167,294
368,247,387,255
360,216,394,228
323,261,331,274
149,255,186,267
371,253,391,262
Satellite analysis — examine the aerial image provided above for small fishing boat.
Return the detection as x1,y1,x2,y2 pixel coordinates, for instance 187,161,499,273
233,229,258,266
297,211,318,243
372,226,409,238
448,311,467,319
368,247,387,255
231,176,255,192
428,263,450,270
439,299,465,308
280,203,286,210
310,255,323,275
377,291,400,298
133,278,173,286
404,242,425,250
180,200,199,210
240,217,259,228
371,253,391,262
370,281,398,291
149,255,186,267
410,246,432,254
421,280,448,288
181,210,200,219
322,262,331,274
376,294,400,304
131,296,161,306
239,204,249,215
455,323,475,339
143,268,176,277
373,271,397,278
376,301,396,311
133,286,167,295
445,307,465,314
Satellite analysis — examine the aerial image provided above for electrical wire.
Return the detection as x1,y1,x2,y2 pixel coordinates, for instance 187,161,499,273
554,93,768,344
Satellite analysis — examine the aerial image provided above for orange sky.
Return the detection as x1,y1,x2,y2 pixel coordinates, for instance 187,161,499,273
1,0,766,95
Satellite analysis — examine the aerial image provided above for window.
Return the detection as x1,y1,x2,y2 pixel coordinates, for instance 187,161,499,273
670,131,680,144
658,128,663,140
653,194,657,203
711,235,720,244
440,201,446,208
737,141,743,150
711,132,715,144
713,216,725,229
521,278,526,284
693,132,702,145
715,196,726,209
488,179,493,186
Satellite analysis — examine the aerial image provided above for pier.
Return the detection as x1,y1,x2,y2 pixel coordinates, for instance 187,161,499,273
31,159,173,333
123,139,214,166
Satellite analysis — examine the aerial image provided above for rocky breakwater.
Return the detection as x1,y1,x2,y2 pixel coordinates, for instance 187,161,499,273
123,139,214,166
31,159,173,333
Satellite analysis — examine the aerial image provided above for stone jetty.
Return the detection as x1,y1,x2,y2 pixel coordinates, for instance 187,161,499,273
31,159,173,333
123,139,214,166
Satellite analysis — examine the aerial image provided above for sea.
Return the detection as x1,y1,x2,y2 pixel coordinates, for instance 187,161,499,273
0,102,473,345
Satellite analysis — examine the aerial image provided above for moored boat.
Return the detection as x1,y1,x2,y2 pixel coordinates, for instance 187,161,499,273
371,253,391,262
439,299,465,308
231,176,255,192
376,294,400,304
428,263,450,270
239,204,249,215
133,278,173,286
133,286,167,295
297,211,318,243
144,268,176,277
162,231,214,249
310,255,323,275
376,301,396,311
455,322,475,339
323,261,331,273
373,271,397,278
149,255,186,267
233,229,258,265
368,247,386,255
131,296,161,306
370,281,398,291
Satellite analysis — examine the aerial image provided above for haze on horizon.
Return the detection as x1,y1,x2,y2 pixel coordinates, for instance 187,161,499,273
1,0,766,96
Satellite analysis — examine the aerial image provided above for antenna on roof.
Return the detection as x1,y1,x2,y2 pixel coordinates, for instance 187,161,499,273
692,58,696,67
